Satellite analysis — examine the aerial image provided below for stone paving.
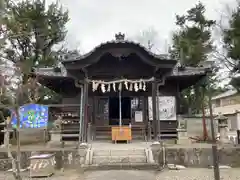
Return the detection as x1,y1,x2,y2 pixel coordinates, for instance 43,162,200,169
1,168,240,180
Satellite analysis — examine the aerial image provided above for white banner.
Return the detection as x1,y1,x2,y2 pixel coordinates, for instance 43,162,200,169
148,96,176,121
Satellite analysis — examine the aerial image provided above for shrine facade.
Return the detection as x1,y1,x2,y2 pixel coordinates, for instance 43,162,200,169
34,33,207,142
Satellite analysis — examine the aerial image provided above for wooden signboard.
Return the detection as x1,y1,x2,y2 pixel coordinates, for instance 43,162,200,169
135,111,143,122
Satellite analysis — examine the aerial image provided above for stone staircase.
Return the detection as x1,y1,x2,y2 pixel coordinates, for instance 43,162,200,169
83,148,158,170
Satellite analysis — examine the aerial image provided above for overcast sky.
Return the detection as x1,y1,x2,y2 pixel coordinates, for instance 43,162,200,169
46,0,230,54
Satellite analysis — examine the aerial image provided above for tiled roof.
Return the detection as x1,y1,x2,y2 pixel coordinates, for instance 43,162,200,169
34,67,67,77
62,40,174,63
34,62,67,77
34,38,207,78
171,66,206,76
34,65,206,78
212,89,238,100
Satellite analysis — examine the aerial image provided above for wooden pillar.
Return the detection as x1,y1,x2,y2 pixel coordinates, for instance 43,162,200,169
151,80,158,140
156,83,160,140
92,96,96,125
82,80,89,142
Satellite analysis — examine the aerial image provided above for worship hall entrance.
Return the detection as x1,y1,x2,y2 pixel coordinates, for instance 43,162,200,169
109,97,131,126
58,33,180,142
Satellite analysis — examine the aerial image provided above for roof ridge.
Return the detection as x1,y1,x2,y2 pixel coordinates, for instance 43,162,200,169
62,40,175,63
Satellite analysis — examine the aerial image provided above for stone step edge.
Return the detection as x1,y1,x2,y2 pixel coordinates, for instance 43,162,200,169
92,155,146,157
81,163,159,171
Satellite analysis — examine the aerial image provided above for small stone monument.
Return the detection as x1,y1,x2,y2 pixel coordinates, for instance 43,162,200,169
47,116,62,146
216,114,230,144
177,115,191,144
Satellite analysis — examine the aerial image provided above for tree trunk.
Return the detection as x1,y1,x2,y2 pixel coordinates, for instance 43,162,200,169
202,104,208,140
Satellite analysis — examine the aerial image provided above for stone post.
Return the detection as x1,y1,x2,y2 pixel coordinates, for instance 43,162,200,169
47,116,62,147
148,121,152,141
150,141,161,163
87,122,92,143
177,115,190,144
236,110,240,130
216,114,230,144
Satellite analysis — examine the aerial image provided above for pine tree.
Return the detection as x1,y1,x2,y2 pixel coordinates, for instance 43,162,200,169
170,2,215,114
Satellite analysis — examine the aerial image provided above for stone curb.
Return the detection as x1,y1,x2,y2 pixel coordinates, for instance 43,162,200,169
82,163,159,171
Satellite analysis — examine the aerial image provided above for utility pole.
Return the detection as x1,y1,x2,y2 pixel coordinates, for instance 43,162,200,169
207,71,220,180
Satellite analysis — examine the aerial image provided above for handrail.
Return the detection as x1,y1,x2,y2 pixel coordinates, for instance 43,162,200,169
47,104,81,107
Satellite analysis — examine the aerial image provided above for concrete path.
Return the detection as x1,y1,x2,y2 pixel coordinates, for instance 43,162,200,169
2,168,240,180
84,170,155,180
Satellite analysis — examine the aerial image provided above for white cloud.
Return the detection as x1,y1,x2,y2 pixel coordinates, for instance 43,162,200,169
46,0,231,53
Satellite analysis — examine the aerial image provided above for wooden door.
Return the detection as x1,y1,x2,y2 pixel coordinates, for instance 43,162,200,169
95,97,109,126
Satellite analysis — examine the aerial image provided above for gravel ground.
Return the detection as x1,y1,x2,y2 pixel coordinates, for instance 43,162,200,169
1,168,240,180
156,168,240,180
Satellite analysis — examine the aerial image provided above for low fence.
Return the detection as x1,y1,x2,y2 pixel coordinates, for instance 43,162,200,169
179,115,218,138
180,115,238,144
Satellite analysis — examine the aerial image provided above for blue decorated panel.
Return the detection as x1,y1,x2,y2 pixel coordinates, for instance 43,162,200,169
11,104,48,128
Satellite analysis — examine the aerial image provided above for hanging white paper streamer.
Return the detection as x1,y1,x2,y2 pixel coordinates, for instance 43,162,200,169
107,84,111,92
92,81,96,91
124,81,128,90
139,81,142,90
134,83,138,92
118,83,122,91
89,77,154,93
129,83,133,91
101,84,106,93
113,83,116,91
143,82,146,91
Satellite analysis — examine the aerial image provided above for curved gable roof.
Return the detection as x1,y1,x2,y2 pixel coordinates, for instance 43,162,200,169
63,40,174,62
62,34,177,68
